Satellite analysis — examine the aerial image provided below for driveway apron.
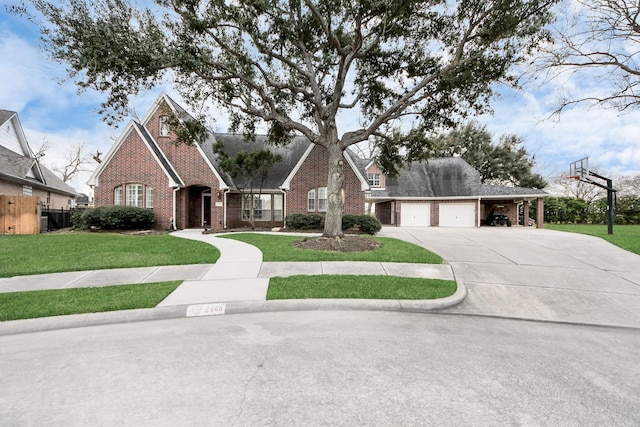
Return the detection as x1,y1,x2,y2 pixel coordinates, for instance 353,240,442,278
380,226,640,328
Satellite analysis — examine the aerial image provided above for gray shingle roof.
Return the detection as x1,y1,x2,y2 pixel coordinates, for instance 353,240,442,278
133,122,184,186
0,109,15,126
370,157,547,199
203,134,314,190
0,145,77,196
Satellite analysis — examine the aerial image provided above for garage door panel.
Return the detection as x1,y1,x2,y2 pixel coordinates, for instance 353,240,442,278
439,204,476,227
401,203,430,227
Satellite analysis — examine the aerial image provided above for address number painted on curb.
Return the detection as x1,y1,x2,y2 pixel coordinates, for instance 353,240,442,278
186,303,226,317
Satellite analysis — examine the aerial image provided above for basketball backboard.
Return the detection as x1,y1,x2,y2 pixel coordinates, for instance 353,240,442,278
569,157,589,180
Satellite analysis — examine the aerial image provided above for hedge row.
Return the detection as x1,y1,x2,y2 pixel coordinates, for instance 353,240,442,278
285,213,382,235
537,196,640,225
72,206,155,230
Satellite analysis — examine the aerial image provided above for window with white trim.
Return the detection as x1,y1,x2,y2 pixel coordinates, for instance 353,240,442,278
368,173,381,187
273,194,283,221
318,187,327,212
145,186,154,209
159,115,170,137
243,194,277,221
307,189,316,212
126,184,143,207
114,186,123,205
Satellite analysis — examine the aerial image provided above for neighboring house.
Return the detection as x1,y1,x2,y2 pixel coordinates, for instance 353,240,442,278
364,157,548,227
0,109,78,209
88,93,369,230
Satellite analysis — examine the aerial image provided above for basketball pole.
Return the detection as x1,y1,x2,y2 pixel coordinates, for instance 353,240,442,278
569,157,616,235
585,170,615,235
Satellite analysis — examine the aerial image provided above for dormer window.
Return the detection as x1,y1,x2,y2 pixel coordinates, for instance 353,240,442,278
368,173,381,187
159,115,170,137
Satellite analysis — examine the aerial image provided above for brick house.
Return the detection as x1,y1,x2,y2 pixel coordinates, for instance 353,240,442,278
364,157,548,228
0,109,78,208
88,94,369,230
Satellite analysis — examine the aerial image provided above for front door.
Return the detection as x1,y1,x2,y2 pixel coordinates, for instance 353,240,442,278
202,190,211,228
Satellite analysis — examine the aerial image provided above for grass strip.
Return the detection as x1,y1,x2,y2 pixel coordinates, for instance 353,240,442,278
267,275,456,300
0,281,182,321
0,233,220,278
221,233,442,263
544,224,640,255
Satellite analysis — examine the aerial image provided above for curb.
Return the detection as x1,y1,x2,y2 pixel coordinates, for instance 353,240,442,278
0,281,467,337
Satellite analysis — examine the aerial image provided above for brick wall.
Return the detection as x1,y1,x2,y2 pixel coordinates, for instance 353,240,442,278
287,145,365,216
144,104,223,229
94,126,175,229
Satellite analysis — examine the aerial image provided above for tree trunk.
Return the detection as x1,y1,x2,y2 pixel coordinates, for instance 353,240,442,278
323,143,345,238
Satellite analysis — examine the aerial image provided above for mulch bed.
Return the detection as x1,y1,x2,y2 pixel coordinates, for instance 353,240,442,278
292,236,380,252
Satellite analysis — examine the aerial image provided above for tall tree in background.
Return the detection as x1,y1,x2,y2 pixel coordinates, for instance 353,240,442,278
431,122,547,188
538,0,640,112
23,0,556,238
35,139,95,182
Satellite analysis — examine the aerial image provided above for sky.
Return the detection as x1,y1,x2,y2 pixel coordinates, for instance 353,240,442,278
1,2,639,197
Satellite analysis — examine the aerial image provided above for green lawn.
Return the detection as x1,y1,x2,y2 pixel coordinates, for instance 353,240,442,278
221,233,443,263
268,275,456,300
0,233,220,278
0,281,182,321
544,224,640,255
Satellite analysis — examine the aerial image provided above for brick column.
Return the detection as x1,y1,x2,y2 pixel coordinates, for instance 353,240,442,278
536,198,544,228
523,200,530,226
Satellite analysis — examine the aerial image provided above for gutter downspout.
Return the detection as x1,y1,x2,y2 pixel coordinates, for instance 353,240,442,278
172,187,179,230
279,187,287,228
223,188,230,229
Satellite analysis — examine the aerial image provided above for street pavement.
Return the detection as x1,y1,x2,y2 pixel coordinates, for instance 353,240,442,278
2,311,639,426
1,226,640,334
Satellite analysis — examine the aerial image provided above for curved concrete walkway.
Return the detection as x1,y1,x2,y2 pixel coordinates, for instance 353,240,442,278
157,229,456,306
3,226,639,335
0,228,462,336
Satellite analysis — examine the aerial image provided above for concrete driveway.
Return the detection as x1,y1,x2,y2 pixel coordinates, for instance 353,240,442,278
379,226,640,328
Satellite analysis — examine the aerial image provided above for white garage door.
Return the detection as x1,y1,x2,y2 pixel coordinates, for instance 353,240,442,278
401,203,430,227
439,204,476,227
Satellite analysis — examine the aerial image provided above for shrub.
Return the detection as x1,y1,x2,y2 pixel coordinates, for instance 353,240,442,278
72,206,155,230
342,214,382,235
285,213,323,229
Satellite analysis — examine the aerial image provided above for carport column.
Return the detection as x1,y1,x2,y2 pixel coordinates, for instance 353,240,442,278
523,200,530,226
536,198,544,228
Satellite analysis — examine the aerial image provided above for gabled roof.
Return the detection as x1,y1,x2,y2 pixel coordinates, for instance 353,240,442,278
207,134,314,190
206,134,371,191
90,93,370,192
0,109,15,126
88,120,185,187
133,122,184,187
0,110,77,196
369,157,547,199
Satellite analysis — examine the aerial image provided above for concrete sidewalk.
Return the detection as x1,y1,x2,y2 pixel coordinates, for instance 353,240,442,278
0,229,456,307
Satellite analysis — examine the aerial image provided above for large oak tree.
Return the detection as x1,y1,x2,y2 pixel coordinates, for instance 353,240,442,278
23,0,556,237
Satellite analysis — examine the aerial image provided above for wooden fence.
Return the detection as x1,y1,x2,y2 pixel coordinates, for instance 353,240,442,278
0,195,41,235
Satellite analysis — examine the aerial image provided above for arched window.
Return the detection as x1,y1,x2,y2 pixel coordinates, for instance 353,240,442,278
113,184,153,208
159,115,170,137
